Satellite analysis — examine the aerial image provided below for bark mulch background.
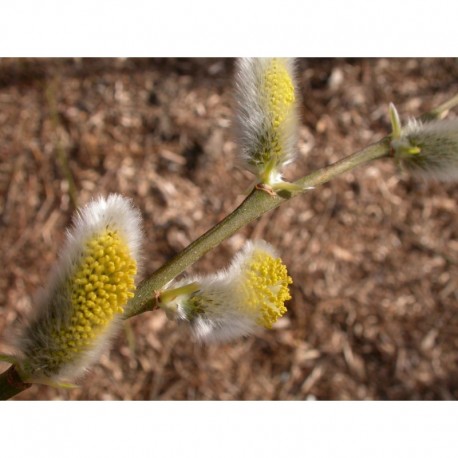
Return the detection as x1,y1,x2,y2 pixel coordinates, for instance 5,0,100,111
0,58,457,400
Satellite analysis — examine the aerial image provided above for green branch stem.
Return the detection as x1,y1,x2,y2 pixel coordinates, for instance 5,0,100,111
124,92,456,320
123,137,391,318
420,94,458,122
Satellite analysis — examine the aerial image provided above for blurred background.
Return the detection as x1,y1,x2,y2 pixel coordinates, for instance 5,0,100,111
0,58,457,400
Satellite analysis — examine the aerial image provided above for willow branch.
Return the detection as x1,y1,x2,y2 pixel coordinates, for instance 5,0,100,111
123,138,391,318
420,94,458,122
124,91,458,319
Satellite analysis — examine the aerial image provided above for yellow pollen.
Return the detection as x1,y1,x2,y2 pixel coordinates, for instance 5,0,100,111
47,229,137,371
239,249,292,329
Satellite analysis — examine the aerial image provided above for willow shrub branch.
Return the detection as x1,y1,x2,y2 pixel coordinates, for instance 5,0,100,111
420,94,458,122
123,137,392,319
124,92,458,319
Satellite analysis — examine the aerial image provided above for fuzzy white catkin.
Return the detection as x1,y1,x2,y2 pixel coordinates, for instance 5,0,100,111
233,58,299,185
17,194,142,384
161,240,292,343
391,113,458,181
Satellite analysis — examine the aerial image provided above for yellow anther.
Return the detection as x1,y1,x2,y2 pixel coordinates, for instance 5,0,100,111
239,249,292,329
43,228,136,369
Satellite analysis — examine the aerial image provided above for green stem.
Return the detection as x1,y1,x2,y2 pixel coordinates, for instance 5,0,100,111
123,138,391,319
0,365,31,400
420,93,458,122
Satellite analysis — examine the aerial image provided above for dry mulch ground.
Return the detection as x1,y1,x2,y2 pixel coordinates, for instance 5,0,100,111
0,58,457,400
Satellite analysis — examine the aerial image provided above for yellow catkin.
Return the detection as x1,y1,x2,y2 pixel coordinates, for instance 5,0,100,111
239,249,292,329
48,229,136,370
254,59,296,175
